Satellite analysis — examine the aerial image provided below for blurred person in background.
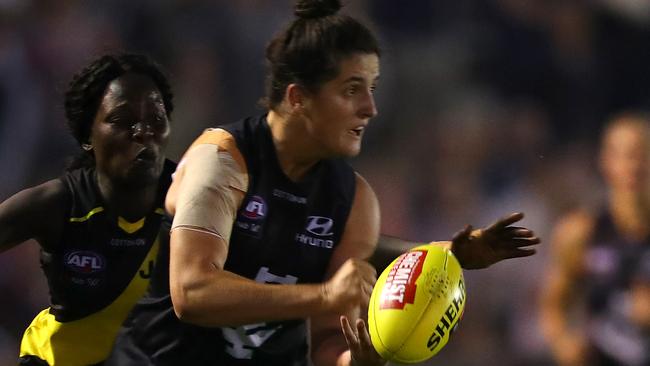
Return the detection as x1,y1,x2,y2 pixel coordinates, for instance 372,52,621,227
0,53,176,366
107,1,539,365
541,112,650,366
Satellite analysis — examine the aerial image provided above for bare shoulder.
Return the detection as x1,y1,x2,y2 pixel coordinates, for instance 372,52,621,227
29,178,68,203
167,128,248,215
2,178,68,215
0,178,68,250
549,209,595,271
552,209,595,248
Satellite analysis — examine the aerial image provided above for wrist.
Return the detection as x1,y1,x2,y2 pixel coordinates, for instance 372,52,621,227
428,241,452,250
319,282,333,313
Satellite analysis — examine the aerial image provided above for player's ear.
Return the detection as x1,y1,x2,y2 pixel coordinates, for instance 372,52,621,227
287,84,306,112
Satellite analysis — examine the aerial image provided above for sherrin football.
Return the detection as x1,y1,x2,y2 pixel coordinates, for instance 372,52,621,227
368,244,466,364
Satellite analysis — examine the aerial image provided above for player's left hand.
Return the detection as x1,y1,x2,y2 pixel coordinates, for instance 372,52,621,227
451,212,540,269
340,316,386,366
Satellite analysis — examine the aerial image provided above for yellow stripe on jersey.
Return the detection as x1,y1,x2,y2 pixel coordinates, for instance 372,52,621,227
69,207,104,222
117,216,146,234
154,207,165,215
19,237,160,366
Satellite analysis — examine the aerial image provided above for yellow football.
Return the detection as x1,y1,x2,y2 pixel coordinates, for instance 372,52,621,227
368,244,466,364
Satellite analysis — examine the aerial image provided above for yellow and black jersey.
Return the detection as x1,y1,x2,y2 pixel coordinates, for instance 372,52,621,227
19,160,175,366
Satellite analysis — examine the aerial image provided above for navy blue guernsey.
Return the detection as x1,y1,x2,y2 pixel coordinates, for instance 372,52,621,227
218,115,356,364
107,115,356,366
583,209,650,364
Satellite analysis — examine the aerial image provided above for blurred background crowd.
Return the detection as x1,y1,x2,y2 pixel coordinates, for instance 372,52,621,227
1,0,650,365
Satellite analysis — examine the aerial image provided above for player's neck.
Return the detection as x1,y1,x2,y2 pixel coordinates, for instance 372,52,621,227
267,110,322,182
96,173,158,220
609,190,650,240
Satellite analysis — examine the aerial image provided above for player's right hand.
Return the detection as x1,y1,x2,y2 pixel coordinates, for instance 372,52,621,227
341,316,386,366
322,259,376,313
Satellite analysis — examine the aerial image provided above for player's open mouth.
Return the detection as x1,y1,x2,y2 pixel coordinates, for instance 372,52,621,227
135,148,157,163
349,126,365,137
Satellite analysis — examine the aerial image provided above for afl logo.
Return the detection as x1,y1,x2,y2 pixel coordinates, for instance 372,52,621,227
64,251,105,274
242,195,266,220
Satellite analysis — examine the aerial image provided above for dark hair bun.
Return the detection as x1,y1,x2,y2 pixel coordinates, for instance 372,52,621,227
294,0,341,19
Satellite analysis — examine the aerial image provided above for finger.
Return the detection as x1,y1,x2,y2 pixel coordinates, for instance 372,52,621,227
356,319,373,348
357,261,378,283
360,269,378,286
361,286,373,309
512,237,541,247
498,237,541,248
502,248,537,258
362,282,374,296
498,227,536,237
486,212,524,231
341,316,360,348
452,224,472,242
364,282,374,296
357,259,377,273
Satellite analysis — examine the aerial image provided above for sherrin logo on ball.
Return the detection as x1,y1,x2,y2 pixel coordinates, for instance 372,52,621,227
368,244,466,364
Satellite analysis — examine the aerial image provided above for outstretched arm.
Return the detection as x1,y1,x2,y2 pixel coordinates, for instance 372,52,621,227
449,212,540,269
371,213,540,271
540,211,592,366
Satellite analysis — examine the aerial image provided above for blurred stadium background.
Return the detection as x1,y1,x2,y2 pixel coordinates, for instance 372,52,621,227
1,1,649,365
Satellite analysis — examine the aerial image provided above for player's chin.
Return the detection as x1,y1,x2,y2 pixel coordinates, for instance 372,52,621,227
124,164,162,187
337,139,363,157
337,146,361,158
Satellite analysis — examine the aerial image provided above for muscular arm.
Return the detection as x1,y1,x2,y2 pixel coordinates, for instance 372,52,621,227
374,212,539,271
539,211,592,365
311,173,380,366
170,229,339,326
0,179,67,252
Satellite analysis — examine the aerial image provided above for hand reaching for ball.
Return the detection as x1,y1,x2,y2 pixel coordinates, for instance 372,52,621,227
341,316,386,366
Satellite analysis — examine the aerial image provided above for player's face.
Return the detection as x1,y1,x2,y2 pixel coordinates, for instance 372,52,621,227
89,73,170,187
601,122,650,193
302,53,379,158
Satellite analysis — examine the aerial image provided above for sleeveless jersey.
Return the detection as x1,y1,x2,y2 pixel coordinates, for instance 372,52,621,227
19,160,175,366
107,115,356,366
583,209,650,365
218,115,356,364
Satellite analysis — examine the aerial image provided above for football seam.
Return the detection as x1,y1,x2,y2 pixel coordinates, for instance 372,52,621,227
370,288,393,359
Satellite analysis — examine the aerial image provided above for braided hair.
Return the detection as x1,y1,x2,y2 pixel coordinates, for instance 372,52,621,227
64,54,173,169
